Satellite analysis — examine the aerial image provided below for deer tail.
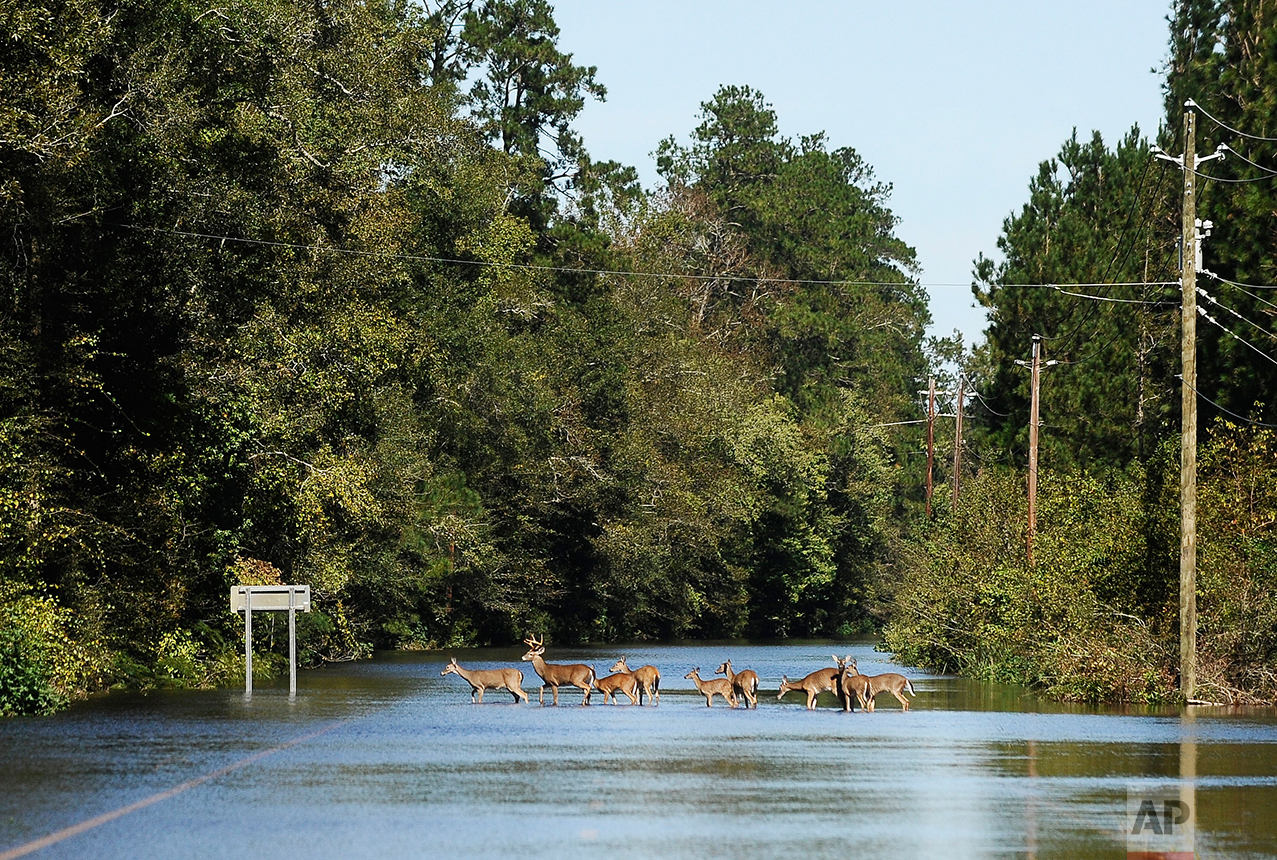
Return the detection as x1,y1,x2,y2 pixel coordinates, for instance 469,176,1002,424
905,678,915,696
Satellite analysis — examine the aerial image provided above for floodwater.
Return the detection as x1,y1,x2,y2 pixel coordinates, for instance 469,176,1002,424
1,641,1275,859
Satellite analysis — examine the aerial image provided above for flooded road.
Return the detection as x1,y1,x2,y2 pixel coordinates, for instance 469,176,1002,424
1,641,1275,859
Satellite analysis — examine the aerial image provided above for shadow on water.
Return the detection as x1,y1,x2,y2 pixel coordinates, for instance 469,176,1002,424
1,640,1275,859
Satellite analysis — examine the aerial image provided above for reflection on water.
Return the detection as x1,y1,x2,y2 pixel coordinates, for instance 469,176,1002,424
1,641,1275,859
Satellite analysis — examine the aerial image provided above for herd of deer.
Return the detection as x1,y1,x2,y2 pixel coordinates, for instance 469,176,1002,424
440,637,916,712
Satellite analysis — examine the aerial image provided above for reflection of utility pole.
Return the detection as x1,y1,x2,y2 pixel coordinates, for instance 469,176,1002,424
951,379,965,512
1152,102,1223,702
926,376,936,517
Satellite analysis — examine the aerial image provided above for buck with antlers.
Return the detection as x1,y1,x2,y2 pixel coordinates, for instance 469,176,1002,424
684,668,736,708
609,657,660,705
859,671,916,711
594,665,640,705
714,659,760,709
776,663,842,710
440,657,529,704
520,634,595,705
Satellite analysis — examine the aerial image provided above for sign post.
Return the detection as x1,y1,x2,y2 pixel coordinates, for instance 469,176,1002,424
231,585,311,696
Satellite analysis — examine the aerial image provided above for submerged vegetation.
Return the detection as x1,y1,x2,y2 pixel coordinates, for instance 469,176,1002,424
3,0,1277,714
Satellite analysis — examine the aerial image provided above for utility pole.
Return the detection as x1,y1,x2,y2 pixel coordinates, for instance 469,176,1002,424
926,376,936,517
1151,102,1223,701
951,379,965,512
1027,335,1042,566
1179,107,1199,701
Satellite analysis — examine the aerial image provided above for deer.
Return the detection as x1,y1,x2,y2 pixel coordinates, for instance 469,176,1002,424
609,657,661,705
860,671,916,711
594,665,641,705
714,659,760,709
520,634,595,705
776,664,843,710
440,657,529,704
684,667,737,708
834,655,870,712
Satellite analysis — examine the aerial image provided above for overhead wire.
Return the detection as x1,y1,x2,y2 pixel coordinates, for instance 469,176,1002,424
1196,306,1277,368
1202,268,1277,291
123,224,1183,291
1207,273,1277,312
1190,99,1277,143
1040,157,1168,352
1219,143,1277,176
1177,374,1277,429
1190,167,1274,184
1196,286,1277,341
1050,285,1172,304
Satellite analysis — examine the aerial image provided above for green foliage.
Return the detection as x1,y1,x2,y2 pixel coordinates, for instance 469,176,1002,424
883,467,1177,704
971,128,1179,469
0,580,106,715
1195,420,1277,703
0,0,938,714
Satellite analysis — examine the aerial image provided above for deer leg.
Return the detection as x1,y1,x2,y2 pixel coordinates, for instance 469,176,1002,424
539,685,545,705
476,687,484,703
894,690,910,710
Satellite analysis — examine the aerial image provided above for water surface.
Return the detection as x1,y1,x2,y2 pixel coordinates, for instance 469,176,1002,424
1,641,1274,858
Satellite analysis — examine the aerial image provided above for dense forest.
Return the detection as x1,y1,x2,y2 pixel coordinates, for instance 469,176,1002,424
1,0,933,714
4,0,1276,716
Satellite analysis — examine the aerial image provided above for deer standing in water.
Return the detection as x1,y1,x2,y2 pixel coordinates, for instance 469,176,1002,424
594,665,640,705
776,664,842,709
684,668,736,708
860,671,916,711
520,634,595,705
440,657,529,704
714,659,760,709
610,657,660,705
834,655,870,712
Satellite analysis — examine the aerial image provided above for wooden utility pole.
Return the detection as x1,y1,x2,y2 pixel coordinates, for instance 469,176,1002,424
1180,107,1198,701
1027,335,1042,566
925,376,936,517
951,379,965,512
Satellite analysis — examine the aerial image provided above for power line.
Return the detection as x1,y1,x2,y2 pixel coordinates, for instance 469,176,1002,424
1208,274,1277,313
1196,286,1276,341
1176,374,1277,429
1042,159,1170,347
1201,267,1277,291
1189,98,1277,143
966,387,1009,417
1219,143,1277,176
1050,285,1173,304
1190,167,1274,184
1196,306,1277,368
125,224,1188,292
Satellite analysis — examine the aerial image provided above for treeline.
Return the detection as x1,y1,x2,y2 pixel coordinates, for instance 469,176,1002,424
1,0,933,714
884,0,1277,705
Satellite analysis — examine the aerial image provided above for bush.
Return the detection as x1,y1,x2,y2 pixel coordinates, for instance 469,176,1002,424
0,581,106,716
883,466,1179,704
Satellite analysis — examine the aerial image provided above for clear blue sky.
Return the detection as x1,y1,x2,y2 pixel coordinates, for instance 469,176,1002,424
551,1,1172,346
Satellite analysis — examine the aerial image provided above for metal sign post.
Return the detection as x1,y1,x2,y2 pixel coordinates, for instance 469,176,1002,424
231,585,312,696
